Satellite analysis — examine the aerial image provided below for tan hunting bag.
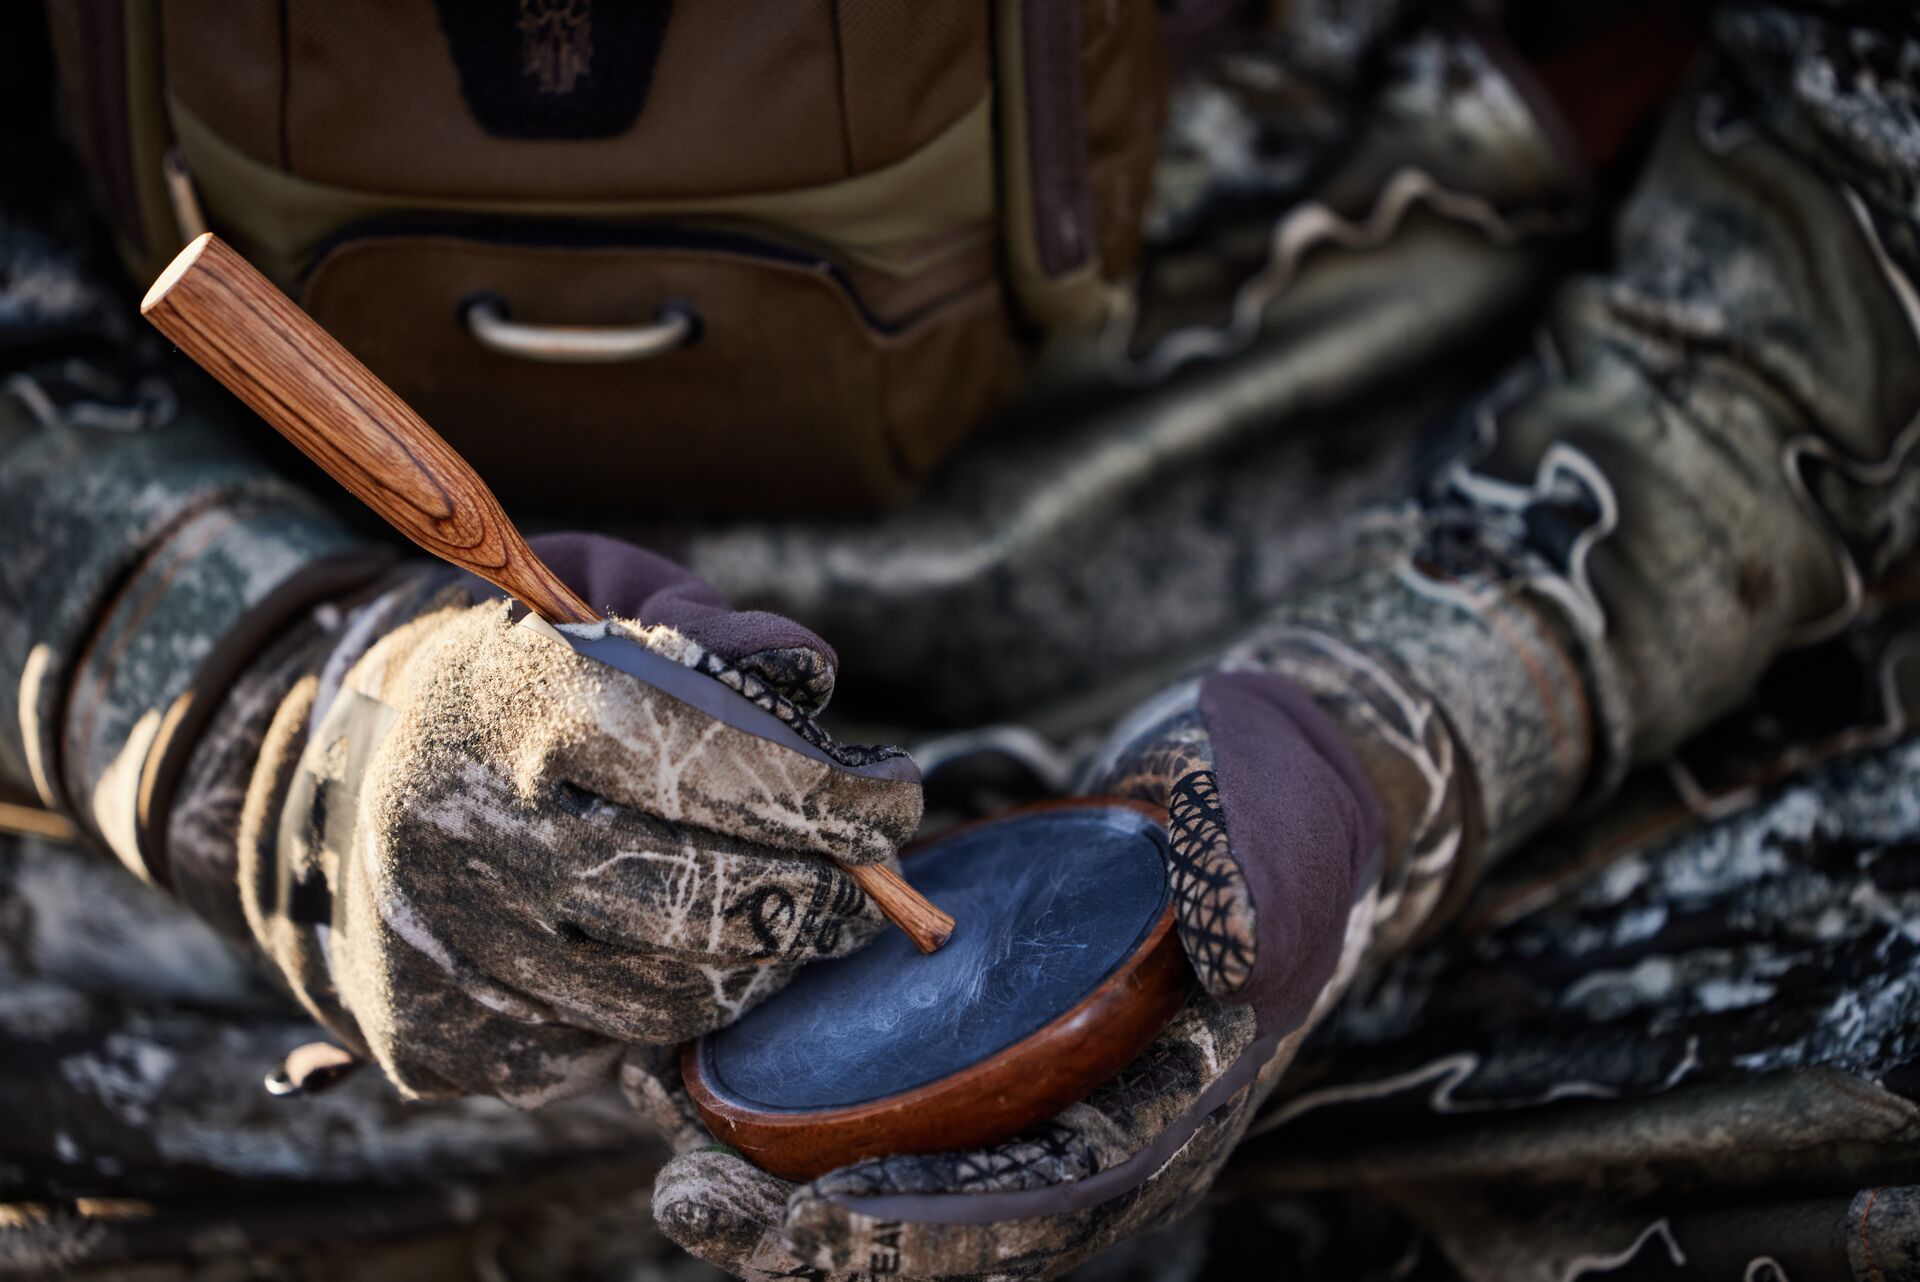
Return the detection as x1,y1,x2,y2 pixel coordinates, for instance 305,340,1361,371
50,0,1167,512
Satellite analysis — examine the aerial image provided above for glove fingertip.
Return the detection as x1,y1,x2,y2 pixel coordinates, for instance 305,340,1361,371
670,608,837,689
1164,766,1260,1001
735,642,838,716
652,1148,796,1273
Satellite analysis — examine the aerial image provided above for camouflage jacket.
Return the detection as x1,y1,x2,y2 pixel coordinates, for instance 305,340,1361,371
4,2,1920,1279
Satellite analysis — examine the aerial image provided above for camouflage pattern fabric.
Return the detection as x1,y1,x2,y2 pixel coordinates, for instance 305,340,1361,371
0,341,378,892
0,823,701,1282
5,0,1920,1279
630,945,1368,1281
0,137,922,1112
1,401,372,883
642,1,1920,1276
652,15,1586,730
234,560,921,1106
1238,605,1920,1282
1096,0,1920,1000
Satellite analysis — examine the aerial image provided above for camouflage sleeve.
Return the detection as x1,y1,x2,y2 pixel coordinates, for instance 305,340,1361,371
0,189,382,938
1219,1,1920,952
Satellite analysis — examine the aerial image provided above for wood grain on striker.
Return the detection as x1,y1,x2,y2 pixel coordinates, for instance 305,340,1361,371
140,233,597,624
846,862,953,953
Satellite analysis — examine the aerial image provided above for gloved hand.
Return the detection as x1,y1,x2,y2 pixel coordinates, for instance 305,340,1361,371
237,533,923,1106
631,670,1381,1281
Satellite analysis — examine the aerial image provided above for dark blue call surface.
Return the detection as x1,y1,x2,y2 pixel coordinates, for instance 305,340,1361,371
700,805,1172,1112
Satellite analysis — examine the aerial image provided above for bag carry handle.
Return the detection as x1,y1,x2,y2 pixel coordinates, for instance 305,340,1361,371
462,294,699,363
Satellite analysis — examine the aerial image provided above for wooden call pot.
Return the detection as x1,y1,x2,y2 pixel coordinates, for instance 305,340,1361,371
684,799,1194,1181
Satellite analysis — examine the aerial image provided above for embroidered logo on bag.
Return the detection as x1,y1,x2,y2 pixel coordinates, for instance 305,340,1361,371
433,0,671,139
518,0,592,95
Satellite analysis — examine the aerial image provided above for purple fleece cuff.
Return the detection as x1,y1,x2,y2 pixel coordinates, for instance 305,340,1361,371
524,532,837,673
1197,670,1382,1036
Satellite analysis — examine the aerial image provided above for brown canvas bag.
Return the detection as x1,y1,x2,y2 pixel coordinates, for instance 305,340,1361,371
50,0,1166,511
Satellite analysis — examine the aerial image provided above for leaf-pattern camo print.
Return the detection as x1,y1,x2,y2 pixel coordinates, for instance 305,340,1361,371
5,1,1920,1278
228,575,922,1106
637,6,1920,1274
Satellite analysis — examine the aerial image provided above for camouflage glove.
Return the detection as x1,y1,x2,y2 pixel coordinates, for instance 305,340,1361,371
634,997,1335,1282
1090,671,1383,1027
237,533,922,1106
627,672,1381,1280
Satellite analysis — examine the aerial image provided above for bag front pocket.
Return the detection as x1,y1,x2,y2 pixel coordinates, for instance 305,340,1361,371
299,225,1027,514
